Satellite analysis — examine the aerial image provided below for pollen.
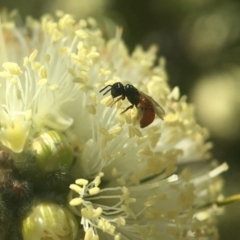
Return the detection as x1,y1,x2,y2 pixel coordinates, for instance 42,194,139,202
99,127,111,137
29,49,38,62
75,29,89,39
58,46,69,55
58,14,75,29
69,198,83,206
48,84,59,91
2,62,22,75
69,184,83,193
100,95,114,107
98,218,115,234
87,52,99,59
89,187,100,195
138,146,153,156
38,78,48,86
85,228,99,240
23,57,29,68
39,66,48,78
81,206,103,219
75,179,89,186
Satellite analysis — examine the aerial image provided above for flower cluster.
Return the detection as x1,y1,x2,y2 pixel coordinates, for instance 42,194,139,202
0,11,227,240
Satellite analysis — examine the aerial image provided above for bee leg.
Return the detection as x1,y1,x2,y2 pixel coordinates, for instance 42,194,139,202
111,96,123,107
120,105,134,114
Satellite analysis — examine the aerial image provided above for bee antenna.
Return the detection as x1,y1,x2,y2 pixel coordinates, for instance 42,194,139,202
99,85,112,95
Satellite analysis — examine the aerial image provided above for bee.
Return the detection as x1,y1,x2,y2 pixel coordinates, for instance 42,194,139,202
100,82,165,128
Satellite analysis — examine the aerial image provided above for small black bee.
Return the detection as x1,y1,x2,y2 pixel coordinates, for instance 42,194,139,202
100,82,165,127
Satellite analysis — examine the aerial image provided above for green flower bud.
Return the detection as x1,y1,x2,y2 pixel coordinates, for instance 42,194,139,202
31,131,74,172
22,202,78,240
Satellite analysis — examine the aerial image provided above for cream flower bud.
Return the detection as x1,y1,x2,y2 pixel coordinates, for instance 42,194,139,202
22,202,78,240
31,131,74,172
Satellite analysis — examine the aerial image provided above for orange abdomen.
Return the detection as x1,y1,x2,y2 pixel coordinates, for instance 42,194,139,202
139,102,155,128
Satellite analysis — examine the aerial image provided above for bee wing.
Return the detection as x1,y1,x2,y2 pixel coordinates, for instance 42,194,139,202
140,92,165,120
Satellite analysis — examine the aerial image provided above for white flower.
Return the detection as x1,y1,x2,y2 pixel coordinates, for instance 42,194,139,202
0,11,228,240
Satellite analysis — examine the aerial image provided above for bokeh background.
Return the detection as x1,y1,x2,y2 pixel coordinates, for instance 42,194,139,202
1,0,240,239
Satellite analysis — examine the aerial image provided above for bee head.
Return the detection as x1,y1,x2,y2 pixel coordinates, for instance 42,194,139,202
99,82,125,98
110,82,125,98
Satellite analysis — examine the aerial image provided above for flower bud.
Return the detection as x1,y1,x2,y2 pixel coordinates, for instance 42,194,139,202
22,202,78,240
31,131,74,172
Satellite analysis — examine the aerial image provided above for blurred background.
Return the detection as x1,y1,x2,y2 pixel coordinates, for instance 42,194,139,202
1,0,240,238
